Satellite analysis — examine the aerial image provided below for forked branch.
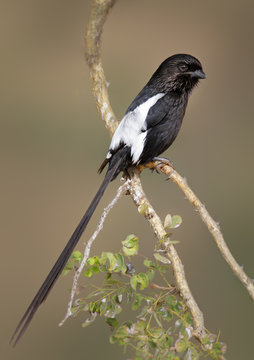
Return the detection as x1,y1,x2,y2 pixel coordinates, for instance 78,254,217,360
78,0,254,345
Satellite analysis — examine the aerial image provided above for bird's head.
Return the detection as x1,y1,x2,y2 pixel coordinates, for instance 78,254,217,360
150,54,206,93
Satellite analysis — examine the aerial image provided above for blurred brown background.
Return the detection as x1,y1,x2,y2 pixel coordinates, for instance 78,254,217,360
1,0,254,359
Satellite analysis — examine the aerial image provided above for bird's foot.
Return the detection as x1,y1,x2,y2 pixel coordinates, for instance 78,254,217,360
121,169,131,180
152,157,174,168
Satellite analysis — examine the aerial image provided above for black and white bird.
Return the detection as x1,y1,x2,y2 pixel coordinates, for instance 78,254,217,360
11,54,206,346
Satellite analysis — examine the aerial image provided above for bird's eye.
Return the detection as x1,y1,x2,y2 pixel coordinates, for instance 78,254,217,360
179,64,188,72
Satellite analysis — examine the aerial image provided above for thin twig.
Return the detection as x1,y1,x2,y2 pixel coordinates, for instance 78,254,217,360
59,183,127,326
155,162,254,301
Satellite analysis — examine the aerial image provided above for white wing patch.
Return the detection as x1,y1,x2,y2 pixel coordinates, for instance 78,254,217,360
109,93,165,164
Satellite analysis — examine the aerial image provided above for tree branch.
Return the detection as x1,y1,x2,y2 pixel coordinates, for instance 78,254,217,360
152,162,254,301
85,0,119,136
126,168,206,339
83,0,253,349
84,0,206,340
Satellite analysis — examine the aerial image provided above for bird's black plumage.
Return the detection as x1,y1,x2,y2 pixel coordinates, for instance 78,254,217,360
11,54,205,346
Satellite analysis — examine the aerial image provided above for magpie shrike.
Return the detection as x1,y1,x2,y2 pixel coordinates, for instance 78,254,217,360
11,54,205,346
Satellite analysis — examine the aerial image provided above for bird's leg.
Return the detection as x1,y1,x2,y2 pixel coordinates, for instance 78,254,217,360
122,169,130,179
152,157,174,169
137,158,174,174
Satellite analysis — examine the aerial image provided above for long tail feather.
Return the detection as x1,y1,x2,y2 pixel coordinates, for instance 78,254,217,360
10,156,124,346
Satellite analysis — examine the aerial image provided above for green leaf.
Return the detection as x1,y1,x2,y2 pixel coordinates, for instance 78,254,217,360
63,250,83,275
148,340,157,348
99,252,108,265
89,302,97,313
170,215,182,229
165,295,175,306
130,275,138,290
100,264,107,272
146,269,155,281
107,252,118,271
184,311,193,325
211,342,223,356
115,252,124,267
154,252,171,264
139,203,149,215
106,317,118,330
91,265,99,274
136,273,149,290
123,234,139,247
168,240,180,245
111,294,123,305
202,335,211,345
99,252,119,271
109,335,118,344
115,325,129,339
87,257,95,265
161,233,170,242
175,339,188,353
132,294,143,310
99,299,107,315
164,214,173,233
131,273,150,291
164,335,173,348
84,267,93,278
122,234,139,256
115,253,127,273
87,256,99,266
149,327,163,339
114,304,122,316
134,320,146,332
143,259,152,267
71,251,83,263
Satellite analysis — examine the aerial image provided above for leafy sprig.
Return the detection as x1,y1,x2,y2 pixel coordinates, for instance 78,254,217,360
63,215,224,359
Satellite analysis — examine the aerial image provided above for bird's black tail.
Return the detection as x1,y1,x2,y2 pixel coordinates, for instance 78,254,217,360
10,149,129,347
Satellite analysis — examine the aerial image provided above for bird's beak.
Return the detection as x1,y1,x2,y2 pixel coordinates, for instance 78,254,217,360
190,69,206,79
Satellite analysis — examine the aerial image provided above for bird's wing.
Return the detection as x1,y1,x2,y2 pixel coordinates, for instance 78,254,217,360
143,94,171,131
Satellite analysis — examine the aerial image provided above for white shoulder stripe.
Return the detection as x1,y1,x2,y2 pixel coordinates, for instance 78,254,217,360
109,93,165,163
